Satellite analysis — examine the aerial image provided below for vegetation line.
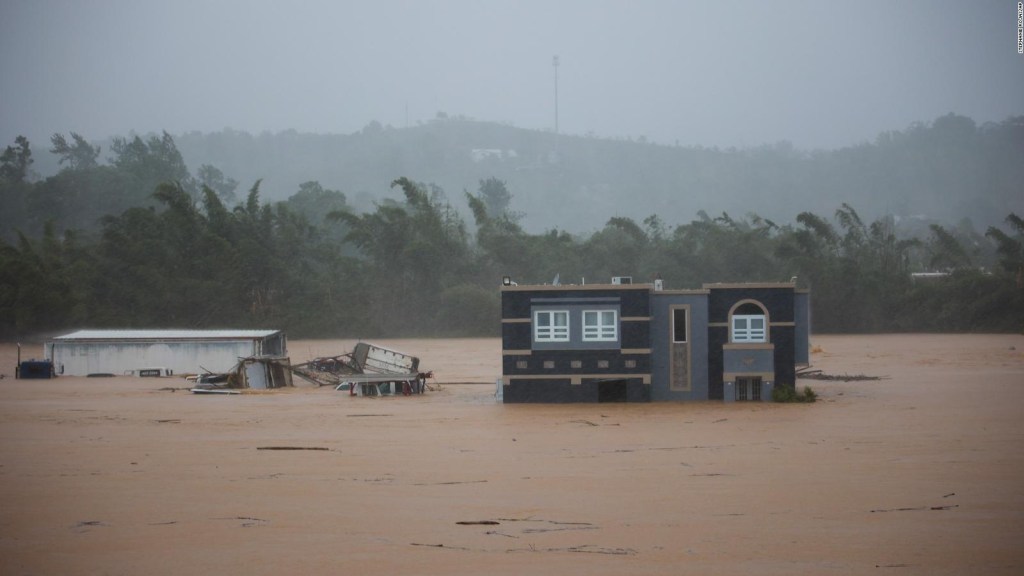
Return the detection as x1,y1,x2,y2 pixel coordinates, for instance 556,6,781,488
2,125,1021,338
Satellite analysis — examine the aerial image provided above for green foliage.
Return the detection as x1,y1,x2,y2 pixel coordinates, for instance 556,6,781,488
161,114,1023,235
986,213,1023,282
196,164,238,204
476,177,512,219
2,128,1023,339
110,131,195,197
773,385,817,403
435,284,499,336
50,133,100,170
0,136,33,183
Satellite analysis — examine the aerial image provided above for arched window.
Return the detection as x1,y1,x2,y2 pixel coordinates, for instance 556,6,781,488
730,301,768,343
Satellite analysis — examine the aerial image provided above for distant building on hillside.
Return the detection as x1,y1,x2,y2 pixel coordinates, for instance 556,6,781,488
45,329,286,376
500,278,809,402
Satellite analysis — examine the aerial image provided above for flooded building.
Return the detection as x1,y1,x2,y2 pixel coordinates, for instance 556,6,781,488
500,279,809,402
46,329,286,376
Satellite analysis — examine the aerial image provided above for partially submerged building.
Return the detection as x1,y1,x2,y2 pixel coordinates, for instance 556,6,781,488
500,279,809,402
46,329,286,376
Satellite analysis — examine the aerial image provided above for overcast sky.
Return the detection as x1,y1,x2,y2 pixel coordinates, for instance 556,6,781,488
2,0,1022,151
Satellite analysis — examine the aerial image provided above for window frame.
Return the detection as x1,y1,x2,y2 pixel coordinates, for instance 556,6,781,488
533,309,570,342
731,314,767,343
582,309,618,342
672,307,688,343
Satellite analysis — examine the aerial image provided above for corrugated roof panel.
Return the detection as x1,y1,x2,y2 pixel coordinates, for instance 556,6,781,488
54,329,281,341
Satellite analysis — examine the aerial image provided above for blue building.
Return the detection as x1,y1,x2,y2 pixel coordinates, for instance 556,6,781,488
500,279,810,402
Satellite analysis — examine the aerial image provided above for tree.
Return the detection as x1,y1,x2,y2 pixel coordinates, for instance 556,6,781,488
49,132,100,170
0,223,77,335
986,213,1024,286
0,136,33,183
196,164,238,204
926,224,972,271
328,177,471,335
110,131,195,196
477,177,513,219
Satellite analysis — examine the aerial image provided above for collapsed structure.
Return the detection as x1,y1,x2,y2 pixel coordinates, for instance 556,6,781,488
292,342,428,396
500,278,810,402
39,330,428,397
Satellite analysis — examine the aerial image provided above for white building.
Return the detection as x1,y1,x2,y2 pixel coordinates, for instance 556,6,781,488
45,329,286,376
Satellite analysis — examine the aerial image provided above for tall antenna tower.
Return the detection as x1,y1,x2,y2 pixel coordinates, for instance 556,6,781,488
553,55,560,134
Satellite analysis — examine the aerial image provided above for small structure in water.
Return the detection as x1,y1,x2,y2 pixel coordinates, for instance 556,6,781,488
14,344,56,379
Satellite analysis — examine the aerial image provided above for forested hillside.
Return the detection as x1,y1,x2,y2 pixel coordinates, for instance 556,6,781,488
22,113,1024,235
167,113,1022,233
1,118,1022,338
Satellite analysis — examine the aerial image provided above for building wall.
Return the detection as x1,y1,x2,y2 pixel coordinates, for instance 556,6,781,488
49,339,264,376
501,283,805,403
707,285,799,400
649,292,710,401
501,285,651,403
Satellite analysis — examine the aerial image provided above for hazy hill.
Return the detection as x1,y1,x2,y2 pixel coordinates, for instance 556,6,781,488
19,113,1023,235
166,114,1023,234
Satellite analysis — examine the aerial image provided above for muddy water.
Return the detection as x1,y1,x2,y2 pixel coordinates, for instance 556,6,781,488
1,334,1022,575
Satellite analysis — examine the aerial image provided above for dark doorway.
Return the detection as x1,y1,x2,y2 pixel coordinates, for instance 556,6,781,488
598,379,628,403
736,376,762,401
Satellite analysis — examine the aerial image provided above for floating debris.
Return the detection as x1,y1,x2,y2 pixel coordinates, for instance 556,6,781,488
291,342,431,397
797,368,887,382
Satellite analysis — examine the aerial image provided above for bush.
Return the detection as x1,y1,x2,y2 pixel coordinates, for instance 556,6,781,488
773,384,817,403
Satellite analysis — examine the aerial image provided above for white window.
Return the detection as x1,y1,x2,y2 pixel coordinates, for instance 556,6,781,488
534,310,569,342
732,314,766,343
582,310,618,341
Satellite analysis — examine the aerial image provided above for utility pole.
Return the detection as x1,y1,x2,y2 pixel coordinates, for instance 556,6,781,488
553,55,559,134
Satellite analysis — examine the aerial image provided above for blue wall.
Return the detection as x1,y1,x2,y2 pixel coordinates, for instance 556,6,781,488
649,293,709,401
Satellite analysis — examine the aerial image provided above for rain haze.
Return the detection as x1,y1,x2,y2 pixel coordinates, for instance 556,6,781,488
2,0,1022,150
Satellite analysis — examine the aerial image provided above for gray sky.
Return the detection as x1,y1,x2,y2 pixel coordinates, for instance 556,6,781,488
2,0,1022,151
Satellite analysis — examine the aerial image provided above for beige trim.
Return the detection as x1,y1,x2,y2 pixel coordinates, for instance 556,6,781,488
724,371,775,381
708,321,794,328
507,373,651,385
621,316,651,322
723,343,775,351
501,282,801,293
501,318,531,323
702,282,796,290
728,299,770,343
669,304,692,392
502,283,652,292
654,289,710,295
504,348,649,355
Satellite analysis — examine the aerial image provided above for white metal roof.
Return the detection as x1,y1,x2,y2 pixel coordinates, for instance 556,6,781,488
53,329,282,341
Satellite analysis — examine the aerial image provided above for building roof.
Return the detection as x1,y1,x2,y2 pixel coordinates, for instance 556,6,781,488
53,329,282,341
